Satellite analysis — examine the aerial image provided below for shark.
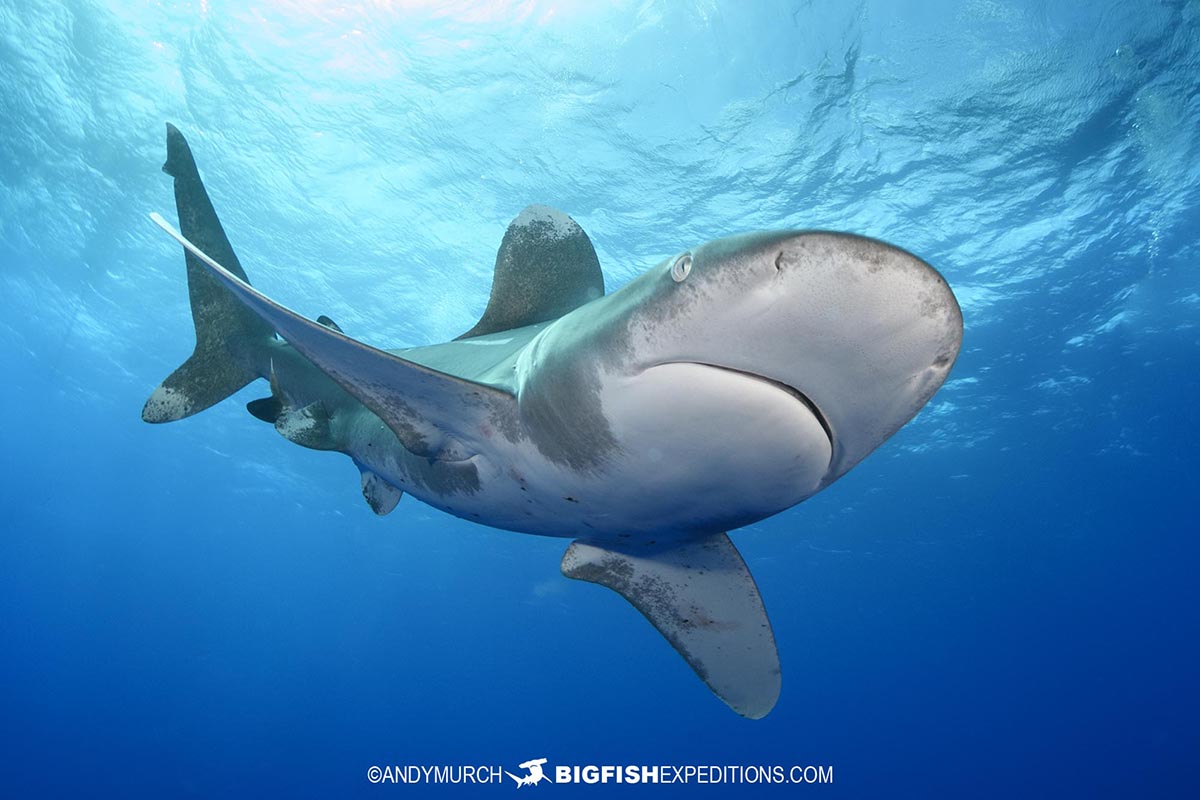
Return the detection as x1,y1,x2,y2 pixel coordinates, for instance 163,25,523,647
144,123,962,719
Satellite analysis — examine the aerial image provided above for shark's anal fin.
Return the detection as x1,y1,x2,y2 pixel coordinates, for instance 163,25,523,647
360,469,403,515
561,534,780,719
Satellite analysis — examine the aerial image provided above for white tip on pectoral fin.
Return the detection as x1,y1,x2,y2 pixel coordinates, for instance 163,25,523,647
561,533,781,719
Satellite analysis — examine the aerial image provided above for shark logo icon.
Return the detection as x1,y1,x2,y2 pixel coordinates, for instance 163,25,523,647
506,758,551,788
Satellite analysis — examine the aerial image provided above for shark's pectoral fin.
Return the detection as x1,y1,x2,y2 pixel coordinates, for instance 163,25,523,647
561,534,781,719
360,469,403,515
148,213,515,461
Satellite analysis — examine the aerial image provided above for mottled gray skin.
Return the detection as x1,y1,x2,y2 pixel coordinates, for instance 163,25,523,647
146,123,962,720
190,225,960,545
147,126,960,544
253,333,519,503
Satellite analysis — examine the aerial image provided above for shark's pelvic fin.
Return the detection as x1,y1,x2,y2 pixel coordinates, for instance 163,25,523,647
561,534,781,719
274,401,336,451
360,469,403,515
143,123,275,423
457,204,604,340
147,212,515,460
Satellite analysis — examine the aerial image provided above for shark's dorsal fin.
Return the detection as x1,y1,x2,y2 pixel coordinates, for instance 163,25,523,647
148,212,515,466
562,533,781,719
456,205,604,340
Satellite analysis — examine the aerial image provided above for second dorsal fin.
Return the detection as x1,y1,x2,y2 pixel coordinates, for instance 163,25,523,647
457,205,604,340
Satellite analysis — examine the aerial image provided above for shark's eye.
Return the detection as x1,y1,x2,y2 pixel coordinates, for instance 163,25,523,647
671,254,692,282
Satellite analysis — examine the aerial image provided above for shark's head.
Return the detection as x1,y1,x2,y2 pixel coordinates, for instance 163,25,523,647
518,229,962,535
630,230,962,479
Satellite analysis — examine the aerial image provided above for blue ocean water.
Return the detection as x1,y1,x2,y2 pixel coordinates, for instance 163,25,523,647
1,0,1197,796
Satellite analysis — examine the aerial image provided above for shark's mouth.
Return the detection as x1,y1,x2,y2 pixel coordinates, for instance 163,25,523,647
685,362,835,451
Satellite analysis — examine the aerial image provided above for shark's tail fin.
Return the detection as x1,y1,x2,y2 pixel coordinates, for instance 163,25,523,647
143,123,275,423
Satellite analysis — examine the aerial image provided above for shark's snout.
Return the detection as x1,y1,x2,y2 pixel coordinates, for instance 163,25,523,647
762,232,962,480
639,230,962,488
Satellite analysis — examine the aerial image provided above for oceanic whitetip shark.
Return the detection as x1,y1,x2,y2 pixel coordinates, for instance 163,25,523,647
144,123,962,718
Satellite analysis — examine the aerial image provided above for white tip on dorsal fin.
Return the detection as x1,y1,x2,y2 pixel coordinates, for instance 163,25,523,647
561,533,781,719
